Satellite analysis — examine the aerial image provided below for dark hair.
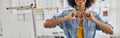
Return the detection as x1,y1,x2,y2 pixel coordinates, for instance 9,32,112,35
68,0,95,8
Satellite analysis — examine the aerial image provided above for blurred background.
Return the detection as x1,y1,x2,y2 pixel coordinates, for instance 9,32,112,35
0,0,120,38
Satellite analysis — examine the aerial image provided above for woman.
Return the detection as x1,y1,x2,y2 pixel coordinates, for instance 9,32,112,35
44,0,113,38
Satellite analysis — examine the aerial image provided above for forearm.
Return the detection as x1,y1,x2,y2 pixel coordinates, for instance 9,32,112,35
91,18,113,34
44,16,68,28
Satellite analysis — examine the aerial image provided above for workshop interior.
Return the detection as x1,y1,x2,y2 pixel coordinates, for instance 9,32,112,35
0,0,120,38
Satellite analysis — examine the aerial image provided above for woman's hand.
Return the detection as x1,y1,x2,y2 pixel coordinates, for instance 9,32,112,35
65,11,78,20
84,12,95,21
65,11,83,21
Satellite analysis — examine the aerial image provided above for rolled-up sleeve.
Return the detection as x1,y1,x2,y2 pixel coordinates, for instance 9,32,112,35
96,14,113,31
46,10,67,29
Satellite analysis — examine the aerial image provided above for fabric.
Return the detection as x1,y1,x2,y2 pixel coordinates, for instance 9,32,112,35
77,22,84,38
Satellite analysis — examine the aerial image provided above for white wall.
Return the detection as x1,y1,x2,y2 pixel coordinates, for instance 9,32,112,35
0,0,65,38
95,0,120,38
0,0,35,38
111,0,120,36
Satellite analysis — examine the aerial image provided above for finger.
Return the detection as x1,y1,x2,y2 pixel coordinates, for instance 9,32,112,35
82,11,87,17
72,12,78,17
84,12,90,17
85,17,89,20
78,14,82,18
75,11,80,14
69,12,74,17
75,11,82,18
87,12,93,17
71,17,78,20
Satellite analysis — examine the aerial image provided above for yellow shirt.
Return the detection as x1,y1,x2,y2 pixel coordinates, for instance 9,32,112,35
78,23,84,38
